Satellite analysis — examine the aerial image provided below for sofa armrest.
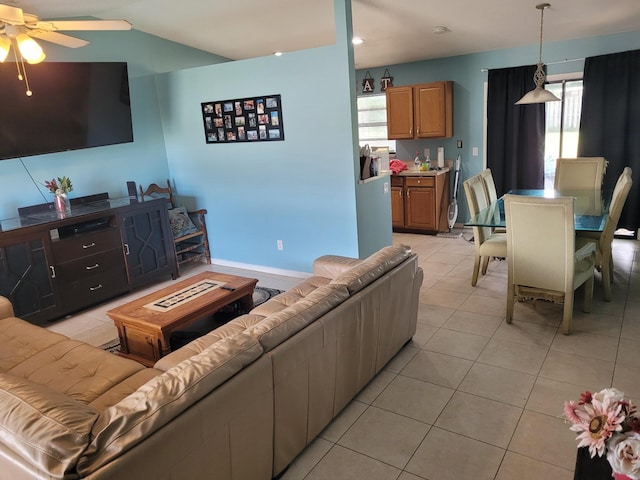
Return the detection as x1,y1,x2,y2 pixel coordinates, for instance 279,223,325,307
0,296,14,320
312,255,363,279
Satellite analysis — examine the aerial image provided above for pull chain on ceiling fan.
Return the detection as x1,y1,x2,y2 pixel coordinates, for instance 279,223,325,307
0,3,131,95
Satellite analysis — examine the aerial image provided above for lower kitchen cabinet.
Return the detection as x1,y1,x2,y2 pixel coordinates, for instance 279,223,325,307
391,171,450,234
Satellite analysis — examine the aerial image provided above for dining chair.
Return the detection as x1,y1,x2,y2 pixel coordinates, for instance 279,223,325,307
575,167,633,301
554,157,606,189
504,195,596,335
463,174,507,286
479,168,506,233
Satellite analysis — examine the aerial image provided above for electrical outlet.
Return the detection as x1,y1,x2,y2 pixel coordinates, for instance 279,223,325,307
424,148,430,158
277,240,283,251
457,140,463,148
472,147,479,156
383,181,389,193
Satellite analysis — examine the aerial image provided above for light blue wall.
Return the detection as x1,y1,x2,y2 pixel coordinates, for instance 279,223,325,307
155,0,384,273
357,30,640,222
0,30,227,220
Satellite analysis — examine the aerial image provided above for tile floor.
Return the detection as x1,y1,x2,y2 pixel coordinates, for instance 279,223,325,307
48,232,640,480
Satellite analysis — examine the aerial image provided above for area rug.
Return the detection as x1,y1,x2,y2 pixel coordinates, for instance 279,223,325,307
100,285,284,353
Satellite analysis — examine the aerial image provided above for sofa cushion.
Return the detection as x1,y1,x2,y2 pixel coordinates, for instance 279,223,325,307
79,334,263,472
250,276,330,317
154,314,266,371
8,340,147,404
330,245,412,293
89,368,162,412
0,297,13,320
0,317,68,373
244,284,349,351
0,373,99,478
312,255,363,279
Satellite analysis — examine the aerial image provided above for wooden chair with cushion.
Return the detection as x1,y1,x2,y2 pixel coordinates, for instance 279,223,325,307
575,167,633,301
504,195,596,335
463,174,507,286
139,179,211,276
554,157,606,189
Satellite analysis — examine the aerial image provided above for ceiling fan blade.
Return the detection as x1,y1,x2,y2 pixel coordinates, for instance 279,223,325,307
33,19,131,31
28,30,89,48
0,4,25,24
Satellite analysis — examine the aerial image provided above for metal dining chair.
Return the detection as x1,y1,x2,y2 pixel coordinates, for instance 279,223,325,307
575,167,633,301
504,195,596,335
463,174,507,286
554,157,606,189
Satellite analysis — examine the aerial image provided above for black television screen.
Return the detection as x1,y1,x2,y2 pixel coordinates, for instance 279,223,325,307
0,62,133,160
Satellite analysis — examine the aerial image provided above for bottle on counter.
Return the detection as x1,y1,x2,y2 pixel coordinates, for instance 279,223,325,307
414,151,421,171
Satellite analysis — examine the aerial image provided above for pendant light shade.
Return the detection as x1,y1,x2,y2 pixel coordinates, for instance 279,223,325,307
16,33,45,64
0,36,10,62
515,3,560,105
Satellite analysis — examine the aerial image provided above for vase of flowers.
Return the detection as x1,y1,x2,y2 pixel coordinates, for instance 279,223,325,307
564,388,640,479
45,177,73,213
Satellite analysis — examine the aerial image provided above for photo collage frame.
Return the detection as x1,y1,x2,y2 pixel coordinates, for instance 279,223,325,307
201,94,284,144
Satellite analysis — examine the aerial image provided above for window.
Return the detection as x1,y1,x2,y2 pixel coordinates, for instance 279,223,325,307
357,94,395,153
544,78,583,188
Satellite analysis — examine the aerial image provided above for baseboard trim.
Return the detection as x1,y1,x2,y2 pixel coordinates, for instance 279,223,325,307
211,258,311,279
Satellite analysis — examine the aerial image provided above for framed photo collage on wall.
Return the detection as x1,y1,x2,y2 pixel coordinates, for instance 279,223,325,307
201,94,284,144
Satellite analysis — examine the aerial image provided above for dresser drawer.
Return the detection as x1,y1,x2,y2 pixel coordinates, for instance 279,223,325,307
405,176,435,187
52,227,121,263
59,267,129,313
54,248,125,283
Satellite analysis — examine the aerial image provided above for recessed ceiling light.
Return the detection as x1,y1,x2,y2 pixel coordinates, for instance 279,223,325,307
433,26,450,34
274,51,283,56
352,37,364,45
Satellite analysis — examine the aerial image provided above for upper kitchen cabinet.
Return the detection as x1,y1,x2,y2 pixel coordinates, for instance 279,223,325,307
386,81,453,139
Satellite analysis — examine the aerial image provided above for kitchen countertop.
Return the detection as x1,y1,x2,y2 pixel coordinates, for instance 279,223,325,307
395,166,450,176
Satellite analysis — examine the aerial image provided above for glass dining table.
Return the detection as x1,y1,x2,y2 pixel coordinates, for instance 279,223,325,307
465,188,611,232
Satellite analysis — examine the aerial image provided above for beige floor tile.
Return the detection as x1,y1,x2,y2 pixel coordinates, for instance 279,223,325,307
622,303,640,341
409,323,438,348
539,350,615,388
526,377,591,417
432,275,475,294
338,406,430,469
280,437,332,480
72,322,119,346
509,410,578,471
46,313,104,338
427,252,468,266
617,337,640,367
355,370,396,404
477,338,548,375
509,300,563,326
613,363,640,398
400,350,473,389
571,311,623,337
416,304,454,327
442,309,503,337
397,472,424,480
373,375,454,424
447,263,475,279
420,287,469,309
423,328,489,361
384,345,419,374
434,391,522,448
319,400,367,443
406,427,505,480
550,330,619,362
305,445,400,480
469,277,507,300
493,320,558,348
458,362,536,407
458,293,505,317
419,261,456,277
495,452,574,480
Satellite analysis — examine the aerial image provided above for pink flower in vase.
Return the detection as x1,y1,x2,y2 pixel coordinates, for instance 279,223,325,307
566,395,625,457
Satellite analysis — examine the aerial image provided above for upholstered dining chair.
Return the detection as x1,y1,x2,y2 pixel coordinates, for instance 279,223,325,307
575,167,633,301
463,174,507,286
554,157,606,189
479,168,506,233
504,195,596,335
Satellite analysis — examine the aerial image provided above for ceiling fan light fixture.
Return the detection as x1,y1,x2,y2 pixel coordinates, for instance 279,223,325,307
515,3,560,105
16,33,44,63
0,36,10,62
352,37,364,45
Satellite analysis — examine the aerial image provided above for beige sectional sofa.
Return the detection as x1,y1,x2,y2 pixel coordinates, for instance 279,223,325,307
0,244,422,479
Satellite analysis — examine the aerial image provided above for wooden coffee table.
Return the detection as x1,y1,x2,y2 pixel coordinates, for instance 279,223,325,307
106,272,258,366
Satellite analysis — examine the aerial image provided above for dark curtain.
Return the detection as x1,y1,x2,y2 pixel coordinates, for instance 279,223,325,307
487,65,546,196
578,49,640,233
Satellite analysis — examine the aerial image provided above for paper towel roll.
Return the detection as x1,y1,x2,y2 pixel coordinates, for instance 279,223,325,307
437,147,444,168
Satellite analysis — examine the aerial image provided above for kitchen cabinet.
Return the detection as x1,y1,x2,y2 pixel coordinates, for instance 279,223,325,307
0,196,177,325
391,171,450,233
386,81,453,139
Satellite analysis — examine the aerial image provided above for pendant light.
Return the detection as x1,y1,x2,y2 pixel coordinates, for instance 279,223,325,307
515,3,560,105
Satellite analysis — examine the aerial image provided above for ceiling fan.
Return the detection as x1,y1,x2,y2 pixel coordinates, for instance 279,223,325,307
0,3,130,94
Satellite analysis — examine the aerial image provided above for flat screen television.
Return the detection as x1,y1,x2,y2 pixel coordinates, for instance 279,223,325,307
0,62,134,160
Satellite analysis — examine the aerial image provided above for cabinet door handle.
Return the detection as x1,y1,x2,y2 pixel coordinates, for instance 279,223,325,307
86,263,100,270
82,242,96,249
407,191,410,198
89,284,103,291
124,243,130,255
50,266,56,278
